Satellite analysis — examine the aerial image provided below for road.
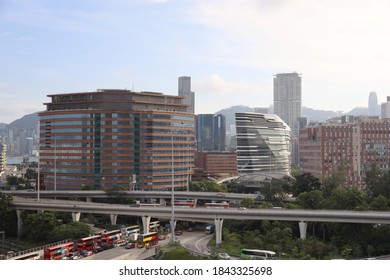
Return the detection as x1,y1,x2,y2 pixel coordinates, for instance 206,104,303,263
83,230,212,260
174,230,213,257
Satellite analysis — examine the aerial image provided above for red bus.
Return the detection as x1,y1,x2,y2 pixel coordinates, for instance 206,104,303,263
136,232,159,248
174,200,196,208
44,241,74,260
204,202,230,208
100,229,122,245
76,235,101,252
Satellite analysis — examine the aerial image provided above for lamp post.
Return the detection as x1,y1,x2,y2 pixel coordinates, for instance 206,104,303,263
37,149,40,202
170,134,175,243
54,136,57,192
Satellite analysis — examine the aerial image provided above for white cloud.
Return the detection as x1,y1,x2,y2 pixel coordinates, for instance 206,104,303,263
189,0,390,111
193,74,262,95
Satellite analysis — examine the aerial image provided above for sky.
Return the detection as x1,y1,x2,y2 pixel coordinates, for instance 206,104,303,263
1,0,390,124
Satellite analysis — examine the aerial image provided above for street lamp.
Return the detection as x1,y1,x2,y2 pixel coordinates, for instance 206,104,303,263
170,134,175,243
37,149,40,202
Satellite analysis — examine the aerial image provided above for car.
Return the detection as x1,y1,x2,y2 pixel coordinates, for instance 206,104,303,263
158,235,166,240
238,207,247,210
93,246,104,253
102,243,115,250
125,243,135,249
113,238,127,247
80,250,93,257
218,253,231,260
174,231,183,236
70,252,82,260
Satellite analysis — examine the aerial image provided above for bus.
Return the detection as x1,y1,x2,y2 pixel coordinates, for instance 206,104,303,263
240,249,277,260
204,202,229,208
100,229,122,245
149,221,160,232
174,200,196,208
125,225,141,241
205,224,215,234
44,242,74,260
137,232,159,248
76,235,101,252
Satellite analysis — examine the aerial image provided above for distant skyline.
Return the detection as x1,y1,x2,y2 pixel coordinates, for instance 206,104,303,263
1,0,390,123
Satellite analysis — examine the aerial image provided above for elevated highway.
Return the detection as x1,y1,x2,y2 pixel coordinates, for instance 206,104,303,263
10,197,390,246
5,190,257,203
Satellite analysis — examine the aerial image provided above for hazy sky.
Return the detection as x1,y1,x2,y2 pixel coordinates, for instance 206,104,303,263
1,0,390,123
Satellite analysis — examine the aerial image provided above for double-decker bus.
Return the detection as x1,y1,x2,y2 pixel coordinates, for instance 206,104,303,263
125,225,141,241
204,202,229,208
240,249,277,260
149,221,160,232
76,235,101,252
174,200,196,208
136,232,159,248
100,229,122,245
44,242,74,260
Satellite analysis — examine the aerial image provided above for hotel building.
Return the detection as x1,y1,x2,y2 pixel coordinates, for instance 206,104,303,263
39,89,195,191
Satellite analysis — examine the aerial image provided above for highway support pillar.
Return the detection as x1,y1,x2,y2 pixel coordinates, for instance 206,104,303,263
86,197,92,203
16,210,23,237
299,221,307,240
110,214,118,225
72,212,81,222
142,216,151,233
159,198,166,206
215,218,224,248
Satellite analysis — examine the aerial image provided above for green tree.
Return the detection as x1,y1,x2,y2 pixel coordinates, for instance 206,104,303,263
0,192,17,236
50,222,90,242
369,195,388,211
292,173,321,196
240,198,256,208
296,190,324,209
22,212,59,243
189,179,226,192
323,188,368,210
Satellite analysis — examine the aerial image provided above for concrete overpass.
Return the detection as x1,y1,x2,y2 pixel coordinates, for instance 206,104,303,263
10,197,390,246
5,190,257,203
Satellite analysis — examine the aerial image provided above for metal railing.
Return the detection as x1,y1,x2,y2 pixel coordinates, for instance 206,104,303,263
3,239,72,260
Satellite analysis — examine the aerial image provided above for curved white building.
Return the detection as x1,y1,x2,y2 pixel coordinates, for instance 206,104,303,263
235,113,291,177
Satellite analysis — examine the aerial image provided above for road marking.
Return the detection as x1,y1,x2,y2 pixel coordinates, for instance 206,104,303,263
195,235,212,253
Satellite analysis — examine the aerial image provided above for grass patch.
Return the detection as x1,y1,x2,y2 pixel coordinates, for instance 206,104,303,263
160,242,206,260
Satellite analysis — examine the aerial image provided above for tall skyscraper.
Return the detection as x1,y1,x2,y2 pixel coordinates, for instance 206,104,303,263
369,91,379,116
178,76,195,114
39,89,195,191
196,114,226,152
213,114,226,151
273,72,302,165
235,112,291,176
273,72,302,137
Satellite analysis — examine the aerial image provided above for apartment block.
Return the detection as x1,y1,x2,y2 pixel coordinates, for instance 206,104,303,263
299,117,390,188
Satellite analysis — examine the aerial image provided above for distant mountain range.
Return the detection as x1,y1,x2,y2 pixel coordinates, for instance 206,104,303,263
1,106,370,132
215,105,370,132
1,112,38,131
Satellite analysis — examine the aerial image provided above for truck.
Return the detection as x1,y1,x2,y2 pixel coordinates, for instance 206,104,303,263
205,224,215,234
